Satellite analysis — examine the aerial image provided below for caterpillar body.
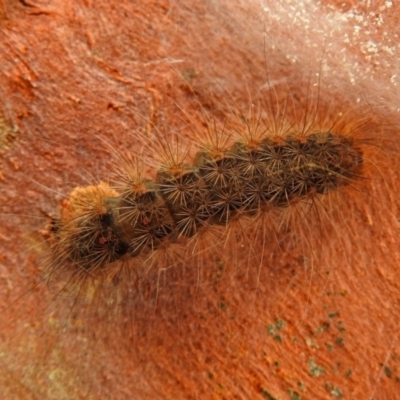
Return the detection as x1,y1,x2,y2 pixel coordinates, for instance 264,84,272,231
51,127,363,281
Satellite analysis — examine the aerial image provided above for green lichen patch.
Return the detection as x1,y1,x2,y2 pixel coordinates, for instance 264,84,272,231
260,388,279,400
0,116,16,152
287,389,301,400
324,382,343,398
307,358,325,377
267,318,286,342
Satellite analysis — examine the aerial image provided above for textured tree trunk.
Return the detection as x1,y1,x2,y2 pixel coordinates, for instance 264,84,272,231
0,1,399,399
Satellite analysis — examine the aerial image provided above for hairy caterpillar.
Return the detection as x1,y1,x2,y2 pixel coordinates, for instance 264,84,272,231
1,1,400,399
52,123,364,287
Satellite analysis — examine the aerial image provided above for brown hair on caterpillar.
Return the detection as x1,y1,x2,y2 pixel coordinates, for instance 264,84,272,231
47,109,365,291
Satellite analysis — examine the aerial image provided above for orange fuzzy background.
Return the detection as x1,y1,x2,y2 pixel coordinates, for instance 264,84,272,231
0,1,399,399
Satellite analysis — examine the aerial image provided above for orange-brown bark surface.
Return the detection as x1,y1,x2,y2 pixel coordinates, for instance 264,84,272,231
0,1,399,399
